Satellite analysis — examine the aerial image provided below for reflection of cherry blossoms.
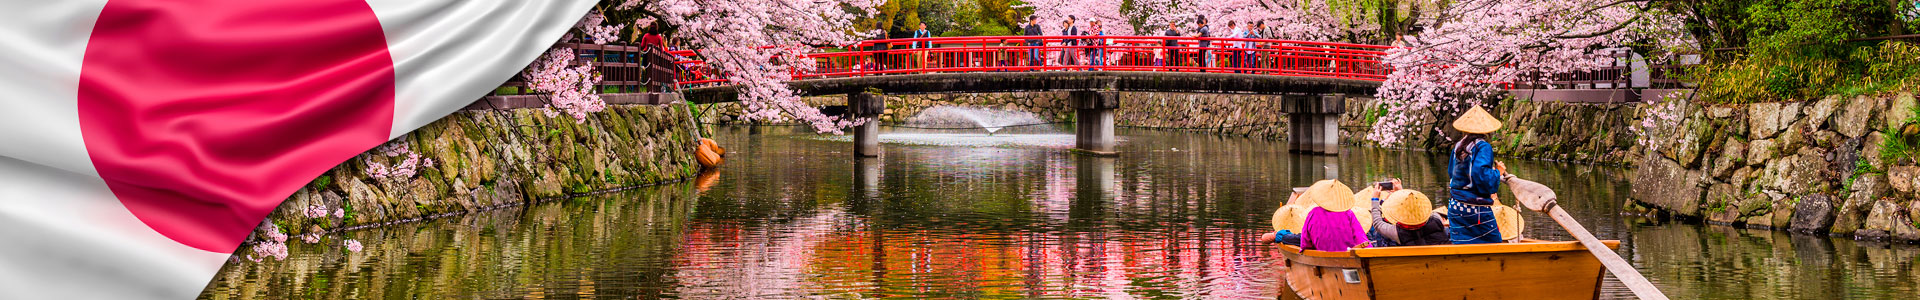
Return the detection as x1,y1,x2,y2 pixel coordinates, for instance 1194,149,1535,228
345,240,363,252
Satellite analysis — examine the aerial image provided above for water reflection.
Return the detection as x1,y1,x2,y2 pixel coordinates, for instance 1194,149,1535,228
201,126,1919,299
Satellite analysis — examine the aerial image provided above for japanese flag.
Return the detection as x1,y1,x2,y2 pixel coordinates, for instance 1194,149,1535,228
0,0,596,298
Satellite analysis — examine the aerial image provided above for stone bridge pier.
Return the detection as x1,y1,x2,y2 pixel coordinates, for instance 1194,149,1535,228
849,92,886,157
1283,94,1347,155
1073,91,1119,155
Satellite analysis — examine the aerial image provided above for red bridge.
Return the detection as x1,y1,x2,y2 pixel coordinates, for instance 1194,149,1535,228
673,35,1394,87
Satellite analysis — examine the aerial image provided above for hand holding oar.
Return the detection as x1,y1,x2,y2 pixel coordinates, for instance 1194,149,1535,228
1505,174,1670,300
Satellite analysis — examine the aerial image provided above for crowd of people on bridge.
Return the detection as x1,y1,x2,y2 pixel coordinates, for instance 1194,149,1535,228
841,14,1331,75
1010,15,1283,70
1262,107,1525,251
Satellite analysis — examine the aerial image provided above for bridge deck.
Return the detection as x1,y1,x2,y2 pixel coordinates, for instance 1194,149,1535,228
683,71,1381,104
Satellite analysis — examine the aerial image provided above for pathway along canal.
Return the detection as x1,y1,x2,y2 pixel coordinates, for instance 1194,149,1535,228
201,126,1919,299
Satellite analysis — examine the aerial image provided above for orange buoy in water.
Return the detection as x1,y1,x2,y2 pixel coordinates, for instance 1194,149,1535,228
695,138,724,168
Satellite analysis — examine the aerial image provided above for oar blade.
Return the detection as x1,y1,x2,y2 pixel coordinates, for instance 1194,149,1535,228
1505,176,1557,212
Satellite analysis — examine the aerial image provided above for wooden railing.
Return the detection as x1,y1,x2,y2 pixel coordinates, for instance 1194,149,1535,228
492,42,681,96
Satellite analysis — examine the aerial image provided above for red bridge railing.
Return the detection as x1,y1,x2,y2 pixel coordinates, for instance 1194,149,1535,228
669,36,1395,87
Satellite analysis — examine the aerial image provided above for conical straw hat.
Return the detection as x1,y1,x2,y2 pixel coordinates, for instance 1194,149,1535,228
1494,204,1524,241
1306,180,1356,212
1452,106,1503,134
1382,190,1434,226
1348,187,1379,231
1271,205,1309,232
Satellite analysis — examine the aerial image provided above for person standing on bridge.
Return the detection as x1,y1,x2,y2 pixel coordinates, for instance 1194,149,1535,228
1244,21,1263,73
1193,16,1211,69
1446,106,1513,245
1086,19,1106,67
1024,15,1043,68
1160,22,1180,68
910,22,931,70
1059,16,1081,68
1227,20,1245,73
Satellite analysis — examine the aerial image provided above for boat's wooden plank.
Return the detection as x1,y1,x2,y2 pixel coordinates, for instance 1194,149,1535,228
1287,259,1373,300
1279,248,1363,268
1348,240,1620,258
1363,250,1605,300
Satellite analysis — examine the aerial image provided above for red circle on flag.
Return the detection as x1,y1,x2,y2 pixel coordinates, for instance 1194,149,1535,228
77,0,395,252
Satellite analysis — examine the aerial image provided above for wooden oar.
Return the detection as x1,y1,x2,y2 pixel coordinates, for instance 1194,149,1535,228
1505,175,1670,300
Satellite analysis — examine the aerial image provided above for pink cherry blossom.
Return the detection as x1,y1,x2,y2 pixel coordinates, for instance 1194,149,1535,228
524,47,605,122
333,208,345,218
301,234,321,244
1366,0,1689,145
578,11,625,45
366,141,430,180
641,0,881,133
303,204,329,218
344,239,363,252
263,225,288,243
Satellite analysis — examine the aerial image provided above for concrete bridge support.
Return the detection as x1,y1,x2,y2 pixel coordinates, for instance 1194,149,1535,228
849,92,886,157
1283,94,1347,155
1073,91,1120,155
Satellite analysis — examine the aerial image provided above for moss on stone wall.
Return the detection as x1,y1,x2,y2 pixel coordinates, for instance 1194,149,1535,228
259,104,700,238
1632,91,1920,241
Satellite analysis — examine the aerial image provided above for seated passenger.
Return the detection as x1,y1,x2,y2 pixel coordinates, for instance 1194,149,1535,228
1263,205,1307,245
1368,189,1450,247
1297,180,1368,252
1495,203,1525,242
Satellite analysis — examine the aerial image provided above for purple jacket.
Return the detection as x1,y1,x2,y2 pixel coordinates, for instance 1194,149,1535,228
1300,208,1368,252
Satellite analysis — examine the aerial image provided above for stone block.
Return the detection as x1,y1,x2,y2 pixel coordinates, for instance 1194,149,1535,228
1748,102,1782,138
1890,166,1920,193
1746,138,1776,166
1806,96,1841,129
1711,139,1746,178
1631,154,1706,216
1837,95,1877,138
1863,132,1887,171
1789,194,1836,233
1888,92,1916,130
1731,166,1757,190
1746,212,1776,229
1708,105,1736,119
1865,201,1903,231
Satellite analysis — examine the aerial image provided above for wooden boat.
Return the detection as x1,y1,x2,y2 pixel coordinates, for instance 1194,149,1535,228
1277,239,1622,300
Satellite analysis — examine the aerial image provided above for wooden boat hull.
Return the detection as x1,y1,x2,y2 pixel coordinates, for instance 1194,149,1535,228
1277,239,1621,300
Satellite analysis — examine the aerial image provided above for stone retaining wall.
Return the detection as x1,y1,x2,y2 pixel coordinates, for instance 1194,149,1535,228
1632,92,1920,241
257,103,701,239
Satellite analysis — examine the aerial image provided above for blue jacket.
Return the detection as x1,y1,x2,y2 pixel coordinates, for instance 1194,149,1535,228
1447,140,1500,205
910,30,931,48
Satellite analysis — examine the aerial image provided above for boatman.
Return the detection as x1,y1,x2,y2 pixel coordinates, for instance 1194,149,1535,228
1446,106,1512,244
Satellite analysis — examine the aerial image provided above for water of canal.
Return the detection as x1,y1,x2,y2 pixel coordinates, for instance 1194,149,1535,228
201,125,1919,299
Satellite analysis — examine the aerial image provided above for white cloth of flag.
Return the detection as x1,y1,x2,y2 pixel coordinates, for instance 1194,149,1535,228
0,0,597,298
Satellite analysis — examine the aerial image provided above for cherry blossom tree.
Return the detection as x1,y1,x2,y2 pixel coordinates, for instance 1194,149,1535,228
1365,0,1690,146
523,45,606,122
621,0,881,134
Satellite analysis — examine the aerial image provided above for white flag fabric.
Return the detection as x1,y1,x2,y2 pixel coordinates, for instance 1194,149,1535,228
0,0,596,298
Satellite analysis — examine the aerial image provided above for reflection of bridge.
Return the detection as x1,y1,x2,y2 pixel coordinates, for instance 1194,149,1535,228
688,36,1395,156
